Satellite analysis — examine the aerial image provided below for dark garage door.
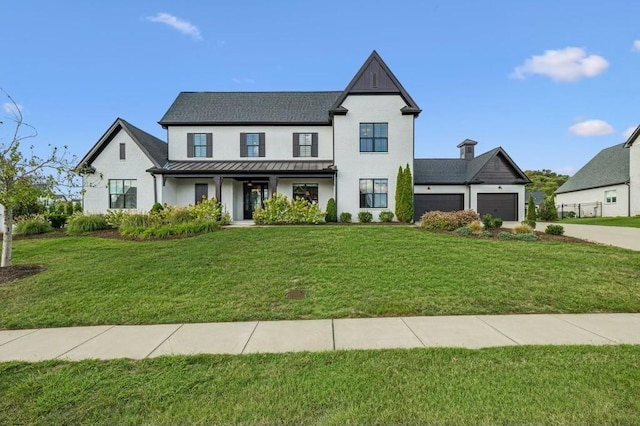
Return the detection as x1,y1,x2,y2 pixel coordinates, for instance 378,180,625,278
414,194,464,221
477,193,517,221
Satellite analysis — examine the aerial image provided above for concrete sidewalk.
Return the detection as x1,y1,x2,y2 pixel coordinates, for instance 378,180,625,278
1,313,639,362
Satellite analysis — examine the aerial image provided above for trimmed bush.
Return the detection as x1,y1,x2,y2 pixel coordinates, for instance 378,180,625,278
512,223,534,234
15,215,54,236
454,226,472,236
379,211,394,223
150,202,164,214
340,212,352,223
499,231,538,241
420,210,480,231
325,198,337,223
46,212,67,229
538,196,558,221
482,214,503,230
358,211,373,223
66,214,109,235
545,224,565,235
498,231,515,240
252,193,324,225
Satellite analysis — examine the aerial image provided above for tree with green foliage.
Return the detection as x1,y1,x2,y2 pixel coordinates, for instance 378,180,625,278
325,197,337,222
526,194,537,225
537,195,558,221
524,169,570,196
395,164,414,223
0,90,73,266
395,166,406,222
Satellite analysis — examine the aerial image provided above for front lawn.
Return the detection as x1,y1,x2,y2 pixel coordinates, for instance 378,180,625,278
1,226,639,329
1,346,639,425
560,216,640,228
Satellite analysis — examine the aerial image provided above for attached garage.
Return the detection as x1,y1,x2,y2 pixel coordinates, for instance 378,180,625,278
414,194,464,221
477,193,517,221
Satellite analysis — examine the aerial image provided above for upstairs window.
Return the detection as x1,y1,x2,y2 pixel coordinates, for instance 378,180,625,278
187,133,212,158
293,133,318,157
109,179,137,209
605,190,617,204
119,143,125,160
241,133,265,157
359,178,388,208
360,123,388,152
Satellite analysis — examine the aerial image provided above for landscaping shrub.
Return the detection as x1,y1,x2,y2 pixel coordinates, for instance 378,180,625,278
191,197,228,224
340,212,352,223
325,198,337,223
150,202,164,214
420,210,480,231
395,164,414,223
120,220,220,239
498,231,515,240
104,209,131,228
45,212,67,228
499,231,538,241
379,210,394,223
252,193,324,225
66,214,109,234
522,219,536,229
454,226,472,236
538,196,558,221
468,220,484,234
526,194,537,228
478,230,493,238
545,224,565,235
512,223,534,234
482,214,503,230
358,211,373,223
15,215,54,235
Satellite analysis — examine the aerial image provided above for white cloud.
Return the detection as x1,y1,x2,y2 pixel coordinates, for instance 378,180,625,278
3,102,23,115
511,47,608,82
569,119,614,136
622,125,638,139
633,40,640,52
147,12,202,40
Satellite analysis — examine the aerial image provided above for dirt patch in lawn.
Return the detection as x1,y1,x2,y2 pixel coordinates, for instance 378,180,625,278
0,264,46,285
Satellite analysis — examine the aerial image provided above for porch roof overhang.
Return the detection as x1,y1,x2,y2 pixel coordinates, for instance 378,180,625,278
147,160,337,177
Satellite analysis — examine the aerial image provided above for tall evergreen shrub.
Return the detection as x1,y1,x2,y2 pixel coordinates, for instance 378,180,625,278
403,164,414,222
395,166,406,222
325,198,337,222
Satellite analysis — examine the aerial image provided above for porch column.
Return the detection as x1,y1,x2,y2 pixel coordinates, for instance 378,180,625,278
213,176,222,202
269,176,278,195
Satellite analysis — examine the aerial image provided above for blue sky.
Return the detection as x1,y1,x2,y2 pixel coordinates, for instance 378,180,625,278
1,0,638,176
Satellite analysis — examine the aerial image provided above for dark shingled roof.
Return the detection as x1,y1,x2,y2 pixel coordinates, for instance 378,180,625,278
556,143,629,194
159,92,343,125
77,118,167,171
148,160,336,175
414,147,528,184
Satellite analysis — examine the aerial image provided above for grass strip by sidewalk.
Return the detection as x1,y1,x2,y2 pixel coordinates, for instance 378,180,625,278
2,226,639,329
1,346,639,425
560,216,640,228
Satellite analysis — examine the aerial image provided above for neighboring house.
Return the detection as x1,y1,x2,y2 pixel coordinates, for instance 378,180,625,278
413,140,530,221
78,51,529,222
555,137,636,217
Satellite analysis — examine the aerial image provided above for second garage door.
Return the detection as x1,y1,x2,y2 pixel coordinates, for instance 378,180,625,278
477,193,517,221
414,194,464,221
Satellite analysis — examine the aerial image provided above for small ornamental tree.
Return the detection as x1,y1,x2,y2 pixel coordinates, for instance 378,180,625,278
525,194,537,227
394,166,406,222
0,89,74,266
325,197,337,222
537,195,559,221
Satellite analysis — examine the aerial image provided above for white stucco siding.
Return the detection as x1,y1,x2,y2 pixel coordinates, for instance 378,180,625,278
167,125,333,161
629,142,640,215
82,131,155,214
333,95,414,220
556,184,629,217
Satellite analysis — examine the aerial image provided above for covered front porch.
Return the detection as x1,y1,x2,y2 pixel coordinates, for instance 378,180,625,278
147,160,336,221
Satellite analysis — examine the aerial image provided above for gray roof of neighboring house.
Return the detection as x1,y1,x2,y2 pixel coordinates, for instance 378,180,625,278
414,147,528,184
525,190,547,205
556,143,630,194
147,160,336,175
77,118,168,171
159,92,343,125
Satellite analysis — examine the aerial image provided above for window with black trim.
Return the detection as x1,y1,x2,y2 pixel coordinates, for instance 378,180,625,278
360,123,388,152
293,183,318,204
187,133,212,158
119,143,125,160
359,179,387,208
241,133,265,157
293,133,318,157
109,179,137,209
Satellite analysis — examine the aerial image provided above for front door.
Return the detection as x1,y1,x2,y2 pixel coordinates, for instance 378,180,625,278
243,182,269,219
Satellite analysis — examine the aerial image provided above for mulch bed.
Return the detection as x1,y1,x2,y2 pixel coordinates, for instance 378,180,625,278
0,264,46,285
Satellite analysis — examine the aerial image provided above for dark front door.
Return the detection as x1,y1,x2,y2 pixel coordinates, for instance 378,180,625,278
195,184,208,203
477,193,517,221
414,194,464,221
243,182,269,219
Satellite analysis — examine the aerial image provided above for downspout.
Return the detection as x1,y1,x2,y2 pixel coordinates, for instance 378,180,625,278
627,180,631,217
151,173,157,204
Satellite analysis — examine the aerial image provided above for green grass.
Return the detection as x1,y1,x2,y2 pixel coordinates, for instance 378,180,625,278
560,216,640,227
2,226,639,329
1,346,639,425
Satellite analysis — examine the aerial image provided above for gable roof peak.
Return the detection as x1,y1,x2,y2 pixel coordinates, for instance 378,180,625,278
623,124,639,148
330,50,421,116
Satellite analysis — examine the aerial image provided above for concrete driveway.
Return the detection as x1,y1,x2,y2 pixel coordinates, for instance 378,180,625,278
505,222,640,251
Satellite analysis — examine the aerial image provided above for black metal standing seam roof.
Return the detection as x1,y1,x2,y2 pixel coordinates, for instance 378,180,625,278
556,143,630,194
159,92,343,125
148,160,336,175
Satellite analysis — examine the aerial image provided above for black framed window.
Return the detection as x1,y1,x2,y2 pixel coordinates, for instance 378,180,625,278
241,133,265,157
293,183,319,204
109,179,137,209
360,123,388,152
119,143,125,160
187,133,212,158
359,178,387,208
